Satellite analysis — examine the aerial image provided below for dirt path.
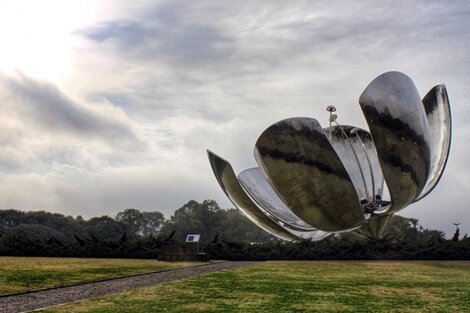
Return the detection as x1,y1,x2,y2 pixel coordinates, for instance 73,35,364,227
0,261,254,313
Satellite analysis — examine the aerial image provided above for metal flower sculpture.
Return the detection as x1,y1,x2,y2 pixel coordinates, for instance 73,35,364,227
207,71,451,240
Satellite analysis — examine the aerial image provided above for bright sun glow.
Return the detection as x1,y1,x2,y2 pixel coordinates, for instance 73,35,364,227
0,0,95,83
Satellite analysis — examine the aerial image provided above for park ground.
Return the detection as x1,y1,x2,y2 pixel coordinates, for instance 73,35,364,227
1,259,464,313
0,257,205,295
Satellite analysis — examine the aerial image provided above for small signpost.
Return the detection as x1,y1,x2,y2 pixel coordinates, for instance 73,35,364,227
158,234,207,261
185,234,200,256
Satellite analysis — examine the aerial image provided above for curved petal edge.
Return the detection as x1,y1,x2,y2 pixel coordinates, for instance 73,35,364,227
238,167,316,231
415,84,451,201
207,150,326,241
359,71,431,214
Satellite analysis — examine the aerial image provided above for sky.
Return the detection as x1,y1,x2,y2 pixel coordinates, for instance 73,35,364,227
0,0,468,237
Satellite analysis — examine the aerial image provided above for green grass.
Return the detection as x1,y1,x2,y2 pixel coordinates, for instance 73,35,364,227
0,257,205,295
40,261,470,313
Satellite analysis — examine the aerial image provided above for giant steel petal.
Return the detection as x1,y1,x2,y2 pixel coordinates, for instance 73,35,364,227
415,84,451,201
359,71,431,214
207,150,311,241
324,125,385,204
254,118,365,232
238,167,316,231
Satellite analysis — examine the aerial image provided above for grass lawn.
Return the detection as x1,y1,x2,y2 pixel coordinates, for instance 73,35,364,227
0,257,205,295
40,261,470,313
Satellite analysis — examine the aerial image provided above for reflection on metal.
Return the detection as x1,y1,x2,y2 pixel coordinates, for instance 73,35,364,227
207,150,297,241
207,71,451,240
415,84,452,201
207,150,327,241
324,125,385,212
359,71,431,214
254,118,365,232
238,168,316,231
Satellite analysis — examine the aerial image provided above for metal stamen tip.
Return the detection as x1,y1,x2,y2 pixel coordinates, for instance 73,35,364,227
326,105,336,112
350,127,360,135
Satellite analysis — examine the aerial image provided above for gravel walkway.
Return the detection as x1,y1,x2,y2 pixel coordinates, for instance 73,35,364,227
0,261,254,313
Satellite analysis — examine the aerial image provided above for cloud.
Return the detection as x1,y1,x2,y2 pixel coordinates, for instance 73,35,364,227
0,72,144,150
0,71,149,181
78,1,233,66
0,0,469,237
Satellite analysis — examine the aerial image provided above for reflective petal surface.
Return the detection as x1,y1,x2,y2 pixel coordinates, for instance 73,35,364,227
254,118,365,232
324,125,384,206
207,150,328,241
238,167,316,231
415,84,452,201
207,150,298,240
207,71,451,240
359,71,431,213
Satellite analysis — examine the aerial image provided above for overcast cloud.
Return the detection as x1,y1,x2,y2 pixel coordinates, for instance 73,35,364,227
0,0,469,236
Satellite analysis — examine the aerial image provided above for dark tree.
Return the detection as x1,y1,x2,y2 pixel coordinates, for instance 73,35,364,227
115,208,164,237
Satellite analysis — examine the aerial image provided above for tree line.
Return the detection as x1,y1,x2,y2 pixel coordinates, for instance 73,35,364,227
0,200,468,260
